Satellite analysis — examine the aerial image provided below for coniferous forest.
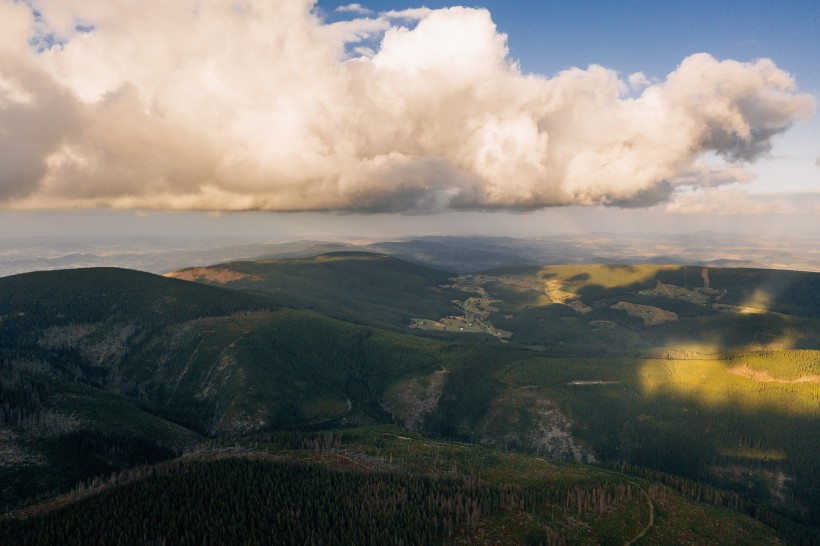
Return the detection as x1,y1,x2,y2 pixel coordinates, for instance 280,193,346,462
1,259,818,544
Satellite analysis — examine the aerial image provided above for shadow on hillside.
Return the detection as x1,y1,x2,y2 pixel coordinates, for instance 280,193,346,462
466,265,820,533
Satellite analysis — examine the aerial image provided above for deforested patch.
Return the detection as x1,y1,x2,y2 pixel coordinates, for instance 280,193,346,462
17,410,81,437
196,353,238,401
612,301,678,325
0,428,45,467
711,465,797,508
166,267,262,284
729,364,819,384
477,389,595,462
38,323,99,350
213,405,269,436
39,322,137,367
529,398,594,462
382,370,449,431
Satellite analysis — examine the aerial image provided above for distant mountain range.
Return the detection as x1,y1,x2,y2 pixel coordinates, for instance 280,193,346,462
2,231,819,278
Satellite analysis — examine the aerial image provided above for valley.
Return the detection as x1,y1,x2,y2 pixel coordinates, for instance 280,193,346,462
0,254,818,544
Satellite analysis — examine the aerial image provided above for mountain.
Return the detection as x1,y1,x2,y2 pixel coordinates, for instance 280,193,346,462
166,251,471,330
6,232,819,280
365,238,535,272
364,234,820,273
0,238,358,278
1,259,818,543
0,265,461,436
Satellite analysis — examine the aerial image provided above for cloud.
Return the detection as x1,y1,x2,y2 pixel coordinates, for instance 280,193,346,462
0,0,815,213
381,8,433,21
672,162,756,188
815,155,820,167
627,71,651,91
336,3,372,16
665,187,798,215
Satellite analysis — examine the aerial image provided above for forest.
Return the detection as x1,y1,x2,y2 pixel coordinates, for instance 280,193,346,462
0,257,818,544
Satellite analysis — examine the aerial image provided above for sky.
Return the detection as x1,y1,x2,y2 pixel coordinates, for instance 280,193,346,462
0,0,818,240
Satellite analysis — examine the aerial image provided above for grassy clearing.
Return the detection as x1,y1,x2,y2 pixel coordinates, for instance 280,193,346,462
612,301,678,325
638,357,819,414
729,349,820,379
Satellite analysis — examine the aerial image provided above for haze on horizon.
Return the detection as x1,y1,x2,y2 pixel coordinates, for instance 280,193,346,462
0,0,818,239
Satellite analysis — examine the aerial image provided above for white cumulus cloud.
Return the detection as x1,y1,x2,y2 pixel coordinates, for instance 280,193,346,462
0,0,815,212
336,3,373,16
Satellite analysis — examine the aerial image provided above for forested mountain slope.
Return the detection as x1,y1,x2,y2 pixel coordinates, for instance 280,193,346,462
1,262,818,543
167,252,470,330
0,429,791,546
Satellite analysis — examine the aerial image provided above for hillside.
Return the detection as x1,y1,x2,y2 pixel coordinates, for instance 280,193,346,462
1,262,819,542
362,234,820,273
0,267,271,335
465,264,820,353
168,256,820,353
167,251,470,330
0,428,792,546
0,266,470,510
0,267,464,436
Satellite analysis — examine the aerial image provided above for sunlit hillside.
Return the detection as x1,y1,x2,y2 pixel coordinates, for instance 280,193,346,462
2,257,819,543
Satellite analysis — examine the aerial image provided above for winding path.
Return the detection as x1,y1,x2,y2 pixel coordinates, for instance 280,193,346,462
625,483,655,545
